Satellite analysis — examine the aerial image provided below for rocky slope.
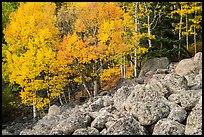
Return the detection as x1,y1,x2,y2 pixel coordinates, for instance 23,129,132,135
2,52,202,135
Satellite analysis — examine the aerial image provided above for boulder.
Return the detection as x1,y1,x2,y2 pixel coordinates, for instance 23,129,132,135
105,116,147,135
113,85,133,111
167,106,187,123
19,129,35,135
88,111,99,119
138,57,169,79
91,109,114,131
52,109,91,135
124,84,170,125
185,96,202,135
152,118,185,135
168,93,182,105
175,58,196,76
102,95,113,106
175,52,202,77
89,97,104,111
146,76,169,96
49,129,64,135
2,129,13,135
72,127,100,135
179,89,202,110
48,105,61,117
162,73,188,94
21,115,61,135
100,128,107,135
185,69,202,90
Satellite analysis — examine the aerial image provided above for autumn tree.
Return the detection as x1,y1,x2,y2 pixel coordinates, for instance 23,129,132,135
170,2,202,58
4,2,66,120
57,2,132,97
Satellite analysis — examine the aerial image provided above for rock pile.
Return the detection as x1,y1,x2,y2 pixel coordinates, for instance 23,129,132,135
3,52,202,135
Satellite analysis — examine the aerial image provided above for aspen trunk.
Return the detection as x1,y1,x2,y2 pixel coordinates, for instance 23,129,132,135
147,14,152,48
186,14,189,50
194,26,196,54
134,48,137,78
93,79,98,96
124,56,126,78
93,64,98,96
134,2,139,79
67,85,71,102
130,54,133,67
120,64,124,77
33,91,37,121
63,92,67,104
58,94,63,105
76,62,92,98
99,59,103,88
82,80,92,97
178,5,183,60
47,89,50,109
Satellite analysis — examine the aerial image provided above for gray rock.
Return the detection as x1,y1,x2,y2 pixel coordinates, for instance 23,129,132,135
49,129,64,135
185,96,202,135
146,76,169,96
105,120,116,129
89,97,104,111
167,106,187,123
88,111,99,119
138,57,169,79
193,52,202,69
180,89,202,110
175,58,196,76
72,127,100,135
151,73,166,80
52,109,91,135
23,115,61,135
100,128,107,135
186,71,202,90
163,73,188,94
175,52,202,77
155,68,169,74
102,95,113,106
48,105,60,117
168,62,178,73
2,129,13,135
168,93,182,105
153,118,185,135
168,89,202,110
91,109,114,131
113,85,133,111
19,129,35,135
124,84,170,125
98,105,115,113
105,116,147,135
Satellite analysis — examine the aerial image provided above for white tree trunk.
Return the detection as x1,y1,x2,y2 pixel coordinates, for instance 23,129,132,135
134,48,137,78
93,64,98,96
33,91,37,121
134,2,139,79
147,14,152,48
63,92,67,104
178,5,183,59
186,14,189,50
47,89,50,109
124,56,126,78
93,80,98,96
67,86,71,102
59,95,63,105
194,26,197,54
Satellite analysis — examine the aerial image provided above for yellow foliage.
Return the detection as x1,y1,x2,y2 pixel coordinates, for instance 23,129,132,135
4,2,66,111
100,68,121,81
